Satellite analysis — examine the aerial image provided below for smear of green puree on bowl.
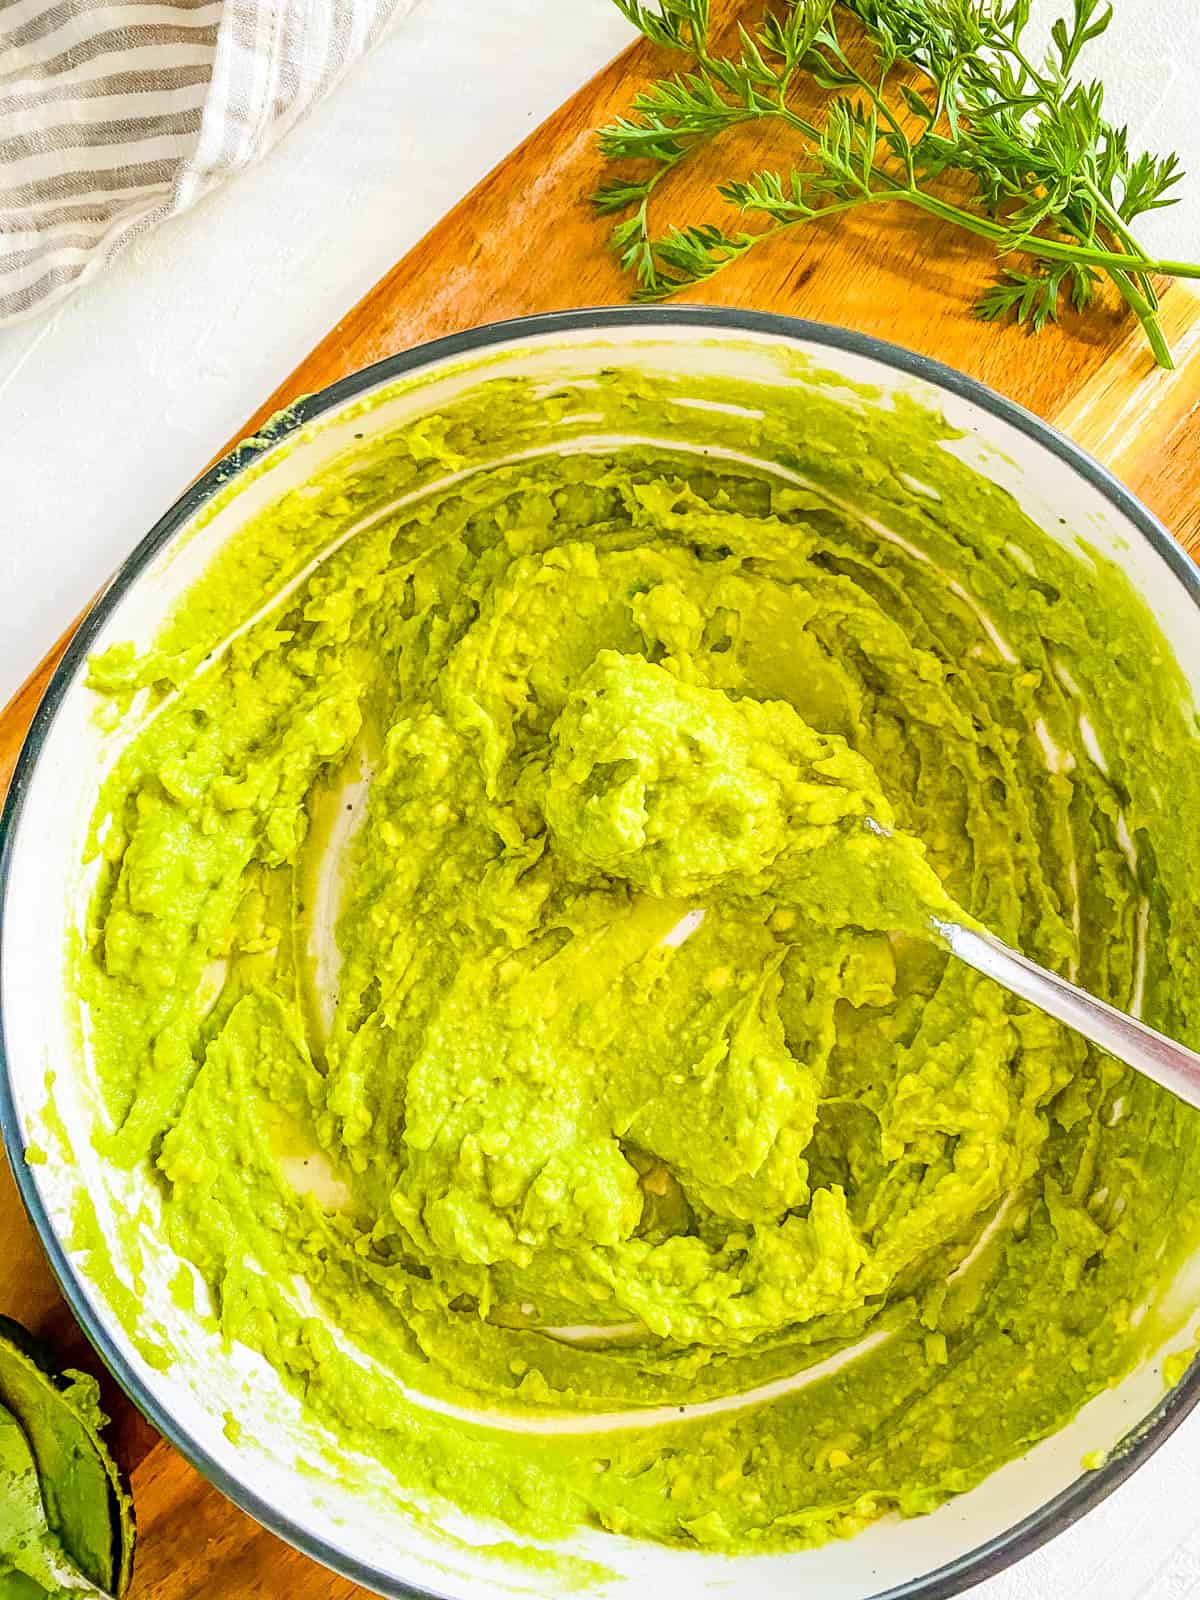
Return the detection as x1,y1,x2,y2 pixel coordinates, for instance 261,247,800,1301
79,354,1200,1553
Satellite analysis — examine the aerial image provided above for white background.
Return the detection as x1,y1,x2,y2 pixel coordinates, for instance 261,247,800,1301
1,2,1199,1596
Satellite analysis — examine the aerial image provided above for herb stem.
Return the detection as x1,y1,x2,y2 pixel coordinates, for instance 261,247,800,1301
1106,270,1174,369
898,187,1197,282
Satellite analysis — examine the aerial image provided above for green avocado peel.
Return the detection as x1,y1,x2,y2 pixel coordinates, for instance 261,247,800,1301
0,1320,133,1599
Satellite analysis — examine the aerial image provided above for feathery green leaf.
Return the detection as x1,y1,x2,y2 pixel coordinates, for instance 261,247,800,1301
594,0,1200,364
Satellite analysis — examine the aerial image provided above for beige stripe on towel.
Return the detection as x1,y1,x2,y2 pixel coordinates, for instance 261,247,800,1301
0,0,412,324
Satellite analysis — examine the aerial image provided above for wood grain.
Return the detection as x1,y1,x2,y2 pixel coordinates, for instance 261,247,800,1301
2,13,1200,1596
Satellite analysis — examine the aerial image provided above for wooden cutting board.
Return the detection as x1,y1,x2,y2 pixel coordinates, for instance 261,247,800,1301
4,8,1200,1595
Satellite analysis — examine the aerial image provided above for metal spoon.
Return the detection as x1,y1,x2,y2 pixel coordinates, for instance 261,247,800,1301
933,918,1200,1112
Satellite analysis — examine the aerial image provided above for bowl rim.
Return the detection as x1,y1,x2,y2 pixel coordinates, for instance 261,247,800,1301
2,302,1199,1600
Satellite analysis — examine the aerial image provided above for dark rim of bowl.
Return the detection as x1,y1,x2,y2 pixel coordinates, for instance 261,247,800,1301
1,305,1198,1600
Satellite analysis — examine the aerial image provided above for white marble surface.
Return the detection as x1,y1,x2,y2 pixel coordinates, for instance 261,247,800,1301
1,2,1199,1596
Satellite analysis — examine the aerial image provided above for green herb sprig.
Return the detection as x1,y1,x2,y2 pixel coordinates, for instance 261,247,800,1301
595,0,1200,366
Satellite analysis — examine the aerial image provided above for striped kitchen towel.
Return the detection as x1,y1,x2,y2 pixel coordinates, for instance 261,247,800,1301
0,0,413,324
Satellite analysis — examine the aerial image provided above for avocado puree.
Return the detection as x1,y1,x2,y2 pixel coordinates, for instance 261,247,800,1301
79,356,1200,1554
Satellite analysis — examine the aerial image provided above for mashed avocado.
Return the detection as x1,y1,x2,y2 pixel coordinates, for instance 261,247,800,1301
78,357,1200,1553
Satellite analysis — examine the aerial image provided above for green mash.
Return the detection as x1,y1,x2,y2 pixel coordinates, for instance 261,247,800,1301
78,357,1200,1552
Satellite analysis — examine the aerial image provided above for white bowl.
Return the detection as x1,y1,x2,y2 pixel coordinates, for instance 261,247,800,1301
3,308,1200,1600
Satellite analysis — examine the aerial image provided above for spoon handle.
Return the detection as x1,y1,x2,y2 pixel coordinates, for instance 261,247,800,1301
935,921,1200,1113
